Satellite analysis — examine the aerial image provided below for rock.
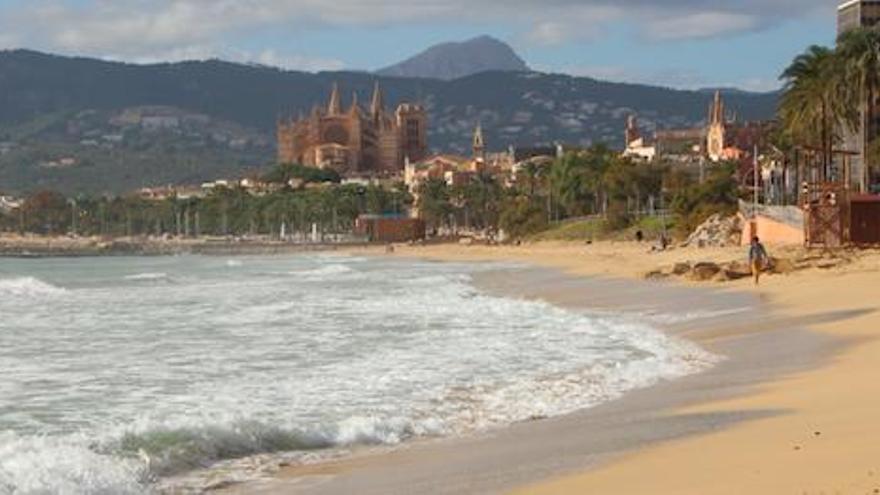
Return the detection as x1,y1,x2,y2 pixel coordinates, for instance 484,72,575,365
689,262,722,281
724,268,751,281
672,262,692,276
720,261,752,281
768,257,796,275
645,270,669,281
682,214,744,248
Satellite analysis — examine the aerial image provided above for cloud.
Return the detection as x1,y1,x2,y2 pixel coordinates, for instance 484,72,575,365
646,12,760,41
0,0,835,70
559,64,782,92
248,50,345,72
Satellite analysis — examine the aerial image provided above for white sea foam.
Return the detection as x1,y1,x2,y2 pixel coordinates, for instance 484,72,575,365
0,255,719,494
225,260,244,268
124,272,170,282
0,432,147,495
637,307,752,325
0,276,66,297
290,264,359,280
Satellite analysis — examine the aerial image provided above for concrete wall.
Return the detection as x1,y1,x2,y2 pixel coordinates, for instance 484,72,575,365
740,213,805,246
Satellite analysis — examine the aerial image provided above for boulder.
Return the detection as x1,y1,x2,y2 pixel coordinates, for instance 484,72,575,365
672,262,692,276
682,214,744,248
768,257,796,275
689,262,722,281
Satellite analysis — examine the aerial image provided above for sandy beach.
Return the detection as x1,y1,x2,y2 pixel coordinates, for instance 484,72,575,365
211,239,880,495
399,241,880,495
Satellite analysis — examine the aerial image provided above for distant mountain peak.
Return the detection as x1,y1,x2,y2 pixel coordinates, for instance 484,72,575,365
377,35,529,81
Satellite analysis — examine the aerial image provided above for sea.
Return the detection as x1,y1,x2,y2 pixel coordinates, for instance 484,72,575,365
0,254,717,494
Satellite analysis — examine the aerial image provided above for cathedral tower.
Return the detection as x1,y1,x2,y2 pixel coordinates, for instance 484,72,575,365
472,122,486,161
707,91,726,162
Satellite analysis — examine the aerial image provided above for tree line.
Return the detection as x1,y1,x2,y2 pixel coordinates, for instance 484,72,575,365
0,148,741,242
0,165,411,239
416,145,740,240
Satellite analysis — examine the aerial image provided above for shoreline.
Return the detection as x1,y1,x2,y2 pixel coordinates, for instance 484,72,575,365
380,242,880,495
0,234,370,258
220,244,843,495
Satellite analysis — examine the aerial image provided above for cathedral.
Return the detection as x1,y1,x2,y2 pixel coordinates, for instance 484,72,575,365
277,83,428,176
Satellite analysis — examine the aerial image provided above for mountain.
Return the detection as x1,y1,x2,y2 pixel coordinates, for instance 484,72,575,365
0,49,778,195
377,35,529,80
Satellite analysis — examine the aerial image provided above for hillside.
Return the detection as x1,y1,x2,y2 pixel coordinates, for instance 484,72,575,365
0,50,779,195
377,35,529,80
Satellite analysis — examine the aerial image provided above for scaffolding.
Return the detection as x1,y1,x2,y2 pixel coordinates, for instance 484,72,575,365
795,146,857,248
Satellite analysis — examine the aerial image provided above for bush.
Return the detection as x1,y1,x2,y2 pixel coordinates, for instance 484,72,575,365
263,163,341,185
670,163,738,238
500,196,548,240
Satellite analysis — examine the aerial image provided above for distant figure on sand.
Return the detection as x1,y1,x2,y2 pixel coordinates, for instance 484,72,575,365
749,236,769,286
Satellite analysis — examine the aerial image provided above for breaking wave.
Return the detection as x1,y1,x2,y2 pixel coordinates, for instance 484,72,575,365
290,264,359,280
0,276,66,298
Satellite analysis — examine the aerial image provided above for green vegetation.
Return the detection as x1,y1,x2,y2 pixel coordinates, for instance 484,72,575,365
263,163,341,185
779,26,880,187
415,146,738,242
0,165,411,238
669,163,740,237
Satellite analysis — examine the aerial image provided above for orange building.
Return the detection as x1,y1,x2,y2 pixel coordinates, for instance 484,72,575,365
277,82,427,176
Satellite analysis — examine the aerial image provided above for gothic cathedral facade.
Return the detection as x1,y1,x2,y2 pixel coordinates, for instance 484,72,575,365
277,83,428,176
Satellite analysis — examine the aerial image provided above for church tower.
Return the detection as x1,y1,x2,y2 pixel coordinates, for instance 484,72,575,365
707,90,726,162
473,122,486,162
625,115,641,147
397,102,428,165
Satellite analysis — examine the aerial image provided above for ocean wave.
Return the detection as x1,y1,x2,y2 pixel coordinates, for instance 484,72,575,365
123,272,171,282
0,256,724,494
0,415,445,494
290,264,359,280
225,260,244,268
0,432,147,495
0,276,67,298
636,307,753,325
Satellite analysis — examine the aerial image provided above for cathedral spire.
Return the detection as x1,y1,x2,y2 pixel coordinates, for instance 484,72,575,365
328,82,342,115
370,81,385,118
473,122,485,161
710,90,724,125
349,91,361,115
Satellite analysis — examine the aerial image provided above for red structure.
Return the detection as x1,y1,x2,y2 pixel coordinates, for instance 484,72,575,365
354,215,426,243
851,195,880,245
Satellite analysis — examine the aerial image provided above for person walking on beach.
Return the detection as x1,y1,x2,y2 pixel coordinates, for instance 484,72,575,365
749,236,769,286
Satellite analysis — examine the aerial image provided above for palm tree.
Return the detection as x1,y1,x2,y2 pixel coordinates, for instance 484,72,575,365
779,45,851,179
837,26,880,191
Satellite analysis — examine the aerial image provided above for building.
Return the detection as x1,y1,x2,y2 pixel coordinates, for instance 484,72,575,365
838,0,880,192
706,90,726,162
625,91,770,170
354,215,426,243
277,83,428,176
838,0,880,33
623,115,657,162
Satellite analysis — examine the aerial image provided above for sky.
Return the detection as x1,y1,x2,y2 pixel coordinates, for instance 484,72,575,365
0,0,842,92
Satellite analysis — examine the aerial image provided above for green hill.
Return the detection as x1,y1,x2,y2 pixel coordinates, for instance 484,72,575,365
0,49,778,195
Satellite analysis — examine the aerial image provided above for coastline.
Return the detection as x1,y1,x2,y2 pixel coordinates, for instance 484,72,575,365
0,234,366,257
222,241,848,495
382,242,880,495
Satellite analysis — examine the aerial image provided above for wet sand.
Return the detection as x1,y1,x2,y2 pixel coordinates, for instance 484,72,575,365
224,255,840,495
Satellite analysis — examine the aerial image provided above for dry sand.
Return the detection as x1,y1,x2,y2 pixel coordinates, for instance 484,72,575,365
383,241,880,495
